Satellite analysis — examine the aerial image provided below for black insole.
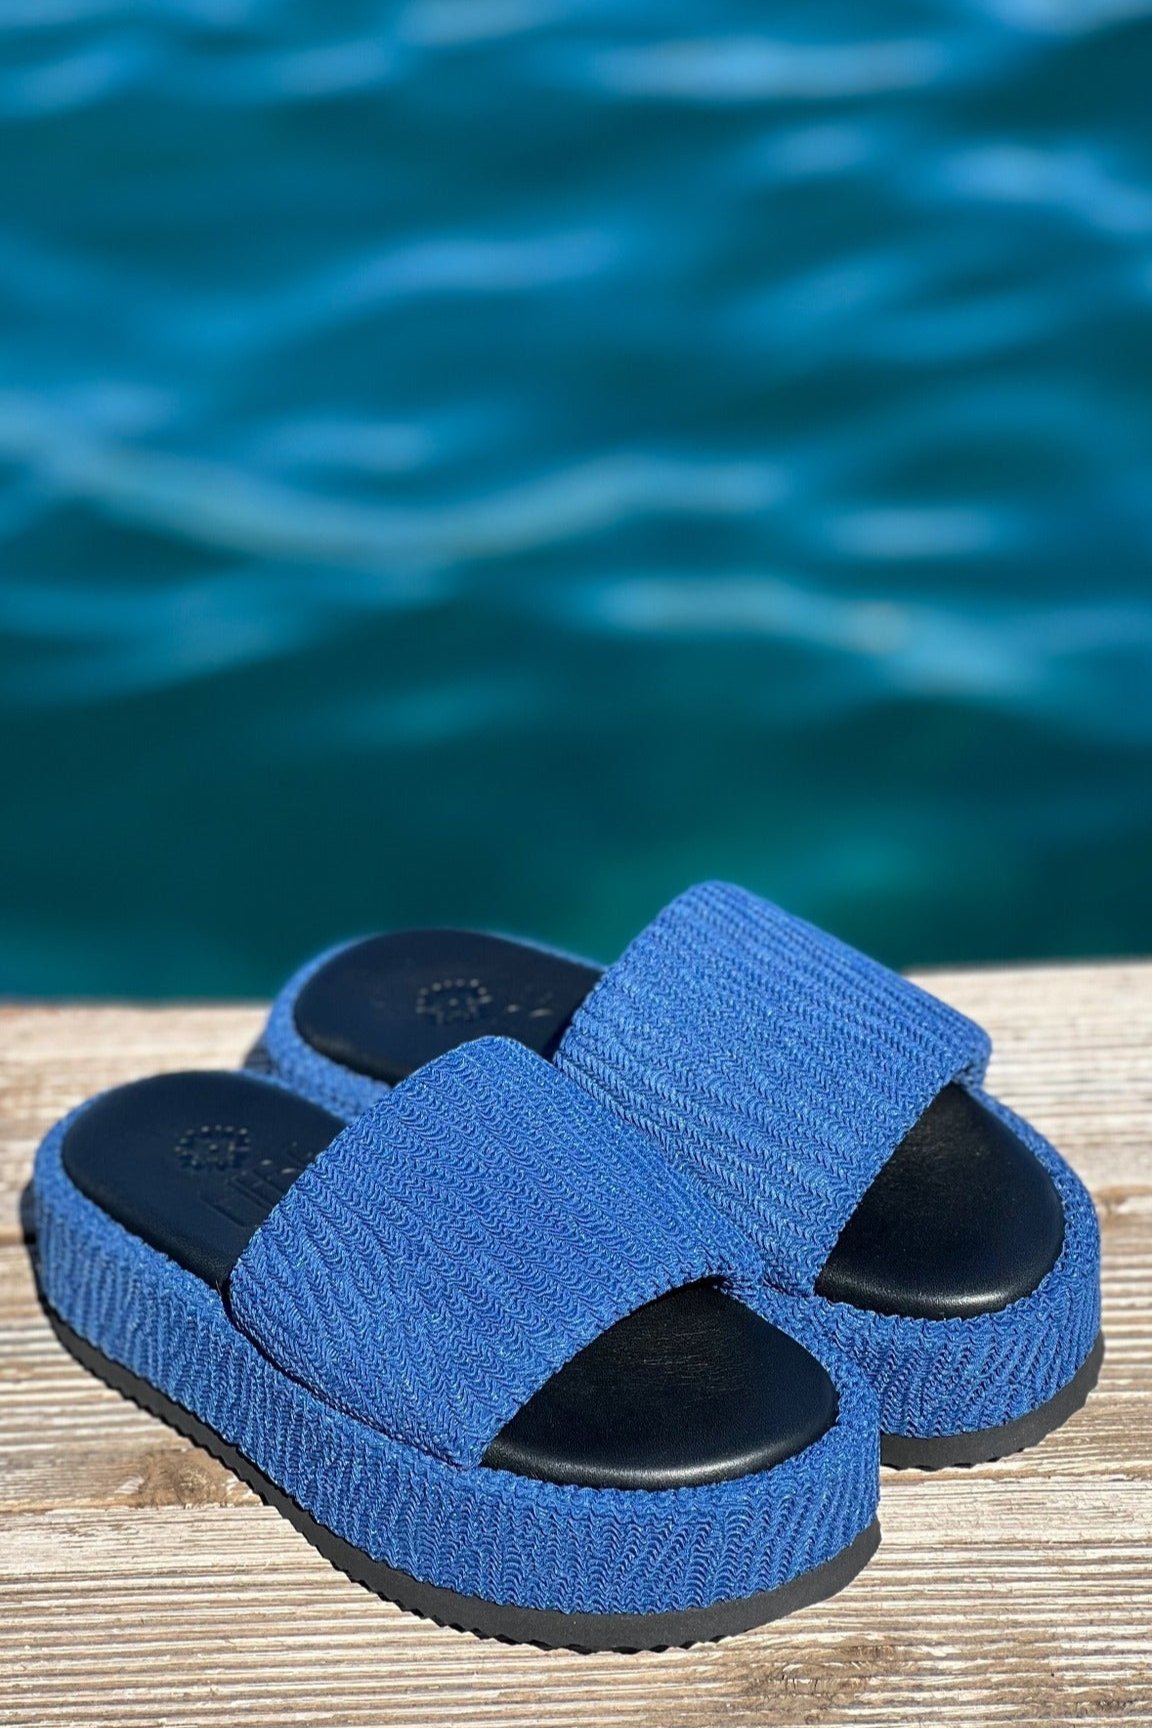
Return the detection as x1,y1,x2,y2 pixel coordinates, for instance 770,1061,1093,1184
62,1071,837,1489
63,1073,343,1288
290,931,1066,1321
295,931,602,1084
488,1280,837,1488
816,1083,1065,1318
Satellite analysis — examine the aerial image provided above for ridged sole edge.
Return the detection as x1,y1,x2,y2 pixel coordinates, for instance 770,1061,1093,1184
38,1288,879,1652
880,1332,1104,1470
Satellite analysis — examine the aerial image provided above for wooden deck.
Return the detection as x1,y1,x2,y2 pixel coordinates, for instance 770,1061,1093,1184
2,968,1150,1726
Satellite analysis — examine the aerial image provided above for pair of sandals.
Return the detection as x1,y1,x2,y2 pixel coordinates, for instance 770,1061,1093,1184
27,882,1102,1651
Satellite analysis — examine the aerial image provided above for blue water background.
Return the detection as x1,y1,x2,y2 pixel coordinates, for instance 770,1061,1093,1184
2,2,1151,996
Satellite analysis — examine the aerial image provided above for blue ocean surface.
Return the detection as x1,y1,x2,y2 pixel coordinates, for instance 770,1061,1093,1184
1,1,1151,996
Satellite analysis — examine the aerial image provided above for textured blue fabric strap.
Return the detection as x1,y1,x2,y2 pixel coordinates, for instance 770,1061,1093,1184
555,882,991,1295
229,1036,758,1468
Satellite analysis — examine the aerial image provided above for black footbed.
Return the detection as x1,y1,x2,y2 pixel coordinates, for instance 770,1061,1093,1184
61,1071,838,1492
815,1084,1065,1318
295,931,602,1083
287,930,1067,1323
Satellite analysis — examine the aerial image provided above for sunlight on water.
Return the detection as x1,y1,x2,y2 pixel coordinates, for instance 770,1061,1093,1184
0,2,1150,993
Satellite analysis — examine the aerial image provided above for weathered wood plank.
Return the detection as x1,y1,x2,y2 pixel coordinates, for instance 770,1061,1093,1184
918,963,1152,1195
2,969,1151,1727
3,1496,1150,1728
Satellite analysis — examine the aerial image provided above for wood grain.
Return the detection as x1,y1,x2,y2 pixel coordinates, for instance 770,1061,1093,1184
1,969,1150,1727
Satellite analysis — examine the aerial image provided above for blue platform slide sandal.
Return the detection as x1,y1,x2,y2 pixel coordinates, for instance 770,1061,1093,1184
253,884,1102,1469
27,1037,880,1650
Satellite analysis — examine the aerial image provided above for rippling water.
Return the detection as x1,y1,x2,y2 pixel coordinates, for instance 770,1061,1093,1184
2,2,1151,994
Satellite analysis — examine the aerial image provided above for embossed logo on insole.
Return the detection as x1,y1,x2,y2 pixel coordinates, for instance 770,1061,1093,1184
208,1162,309,1226
413,977,561,1027
189,1133,312,1230
176,1123,252,1170
415,977,494,1026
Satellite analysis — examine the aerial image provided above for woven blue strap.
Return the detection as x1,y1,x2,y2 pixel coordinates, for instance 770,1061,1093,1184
229,1036,759,1468
555,882,991,1295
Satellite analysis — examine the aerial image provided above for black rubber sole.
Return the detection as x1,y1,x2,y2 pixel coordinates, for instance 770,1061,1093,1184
38,1291,879,1651
880,1331,1104,1469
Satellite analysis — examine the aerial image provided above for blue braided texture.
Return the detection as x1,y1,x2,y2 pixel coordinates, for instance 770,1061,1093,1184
254,884,1100,1441
554,883,1099,1438
556,882,992,1293
231,1040,765,1467
29,1051,879,1618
